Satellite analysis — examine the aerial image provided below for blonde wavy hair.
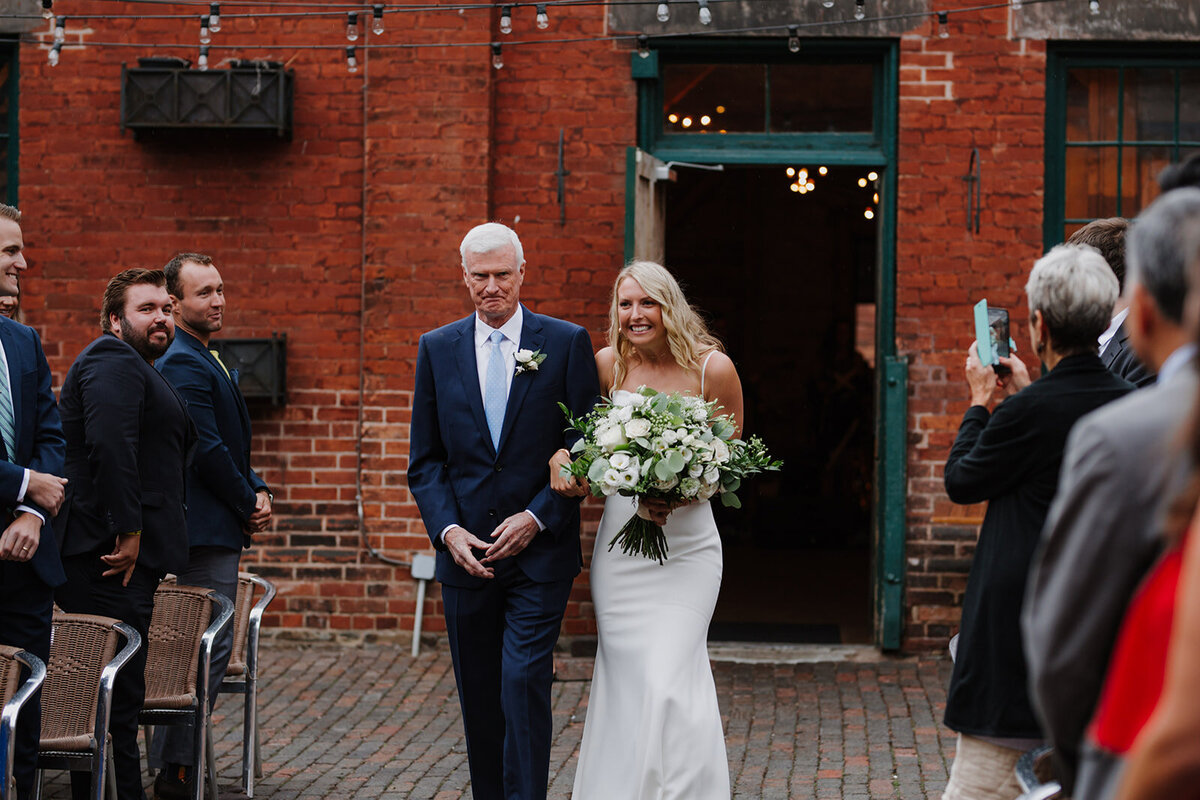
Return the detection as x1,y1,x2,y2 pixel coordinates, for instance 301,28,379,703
607,260,723,391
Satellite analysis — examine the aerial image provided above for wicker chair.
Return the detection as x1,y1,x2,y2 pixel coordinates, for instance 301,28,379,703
1015,745,1063,800
1,645,47,800
32,613,141,800
140,584,233,800
211,572,275,798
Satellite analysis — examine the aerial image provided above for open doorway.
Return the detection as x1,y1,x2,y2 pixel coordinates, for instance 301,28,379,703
663,164,879,644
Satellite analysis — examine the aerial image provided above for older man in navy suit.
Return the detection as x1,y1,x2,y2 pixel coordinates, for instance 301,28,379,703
149,253,272,798
408,223,599,800
0,204,68,800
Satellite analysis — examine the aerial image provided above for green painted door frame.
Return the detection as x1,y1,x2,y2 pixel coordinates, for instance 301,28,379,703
627,39,906,650
1,38,17,206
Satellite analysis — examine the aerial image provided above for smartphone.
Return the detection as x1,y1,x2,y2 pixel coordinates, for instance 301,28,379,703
988,308,1011,376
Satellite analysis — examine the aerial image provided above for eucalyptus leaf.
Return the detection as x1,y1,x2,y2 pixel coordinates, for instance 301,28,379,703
720,492,742,509
587,458,610,482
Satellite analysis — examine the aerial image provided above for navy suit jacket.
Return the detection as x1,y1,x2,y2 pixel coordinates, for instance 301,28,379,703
55,334,196,576
407,306,600,588
1101,321,1155,387
0,317,66,587
157,328,267,551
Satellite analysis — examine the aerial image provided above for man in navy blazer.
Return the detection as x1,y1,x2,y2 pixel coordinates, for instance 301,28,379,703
0,204,68,800
408,223,599,800
55,268,195,800
150,253,271,797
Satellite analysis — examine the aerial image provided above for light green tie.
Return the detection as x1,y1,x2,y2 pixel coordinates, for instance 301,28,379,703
0,361,16,462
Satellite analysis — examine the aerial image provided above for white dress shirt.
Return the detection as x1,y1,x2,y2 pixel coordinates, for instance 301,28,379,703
1098,307,1129,357
0,335,39,523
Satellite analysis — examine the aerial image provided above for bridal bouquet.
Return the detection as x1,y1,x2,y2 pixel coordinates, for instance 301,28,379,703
558,387,781,564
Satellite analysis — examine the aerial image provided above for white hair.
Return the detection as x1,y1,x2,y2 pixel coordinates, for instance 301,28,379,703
1025,244,1118,352
459,222,525,268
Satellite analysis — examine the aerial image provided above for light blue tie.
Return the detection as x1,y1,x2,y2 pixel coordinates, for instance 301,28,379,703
484,330,507,449
0,362,15,462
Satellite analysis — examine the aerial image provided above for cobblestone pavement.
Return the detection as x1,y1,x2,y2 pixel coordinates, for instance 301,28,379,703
38,644,956,799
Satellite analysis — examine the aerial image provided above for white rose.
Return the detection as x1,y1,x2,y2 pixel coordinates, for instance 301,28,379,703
627,392,648,407
661,429,679,445
612,391,639,407
515,349,534,363
679,477,701,498
610,452,633,471
711,438,730,463
675,428,688,439
596,424,627,450
614,405,634,423
681,433,696,446
624,417,652,439
697,481,719,501
688,462,704,478
703,466,720,484
692,406,709,422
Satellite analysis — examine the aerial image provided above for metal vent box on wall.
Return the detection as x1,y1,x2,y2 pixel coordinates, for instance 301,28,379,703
120,59,294,137
209,334,287,406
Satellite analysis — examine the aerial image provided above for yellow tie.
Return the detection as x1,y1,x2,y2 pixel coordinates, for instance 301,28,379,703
210,350,232,380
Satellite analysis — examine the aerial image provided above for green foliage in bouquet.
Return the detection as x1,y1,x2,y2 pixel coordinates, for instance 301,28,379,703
558,387,782,563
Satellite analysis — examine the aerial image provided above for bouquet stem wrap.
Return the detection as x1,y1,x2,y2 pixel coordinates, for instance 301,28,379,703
608,500,669,564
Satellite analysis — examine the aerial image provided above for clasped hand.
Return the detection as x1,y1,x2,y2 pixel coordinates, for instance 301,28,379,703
444,511,540,580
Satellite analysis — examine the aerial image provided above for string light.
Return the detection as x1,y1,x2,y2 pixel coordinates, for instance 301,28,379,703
48,41,61,66
199,14,211,44
823,1,835,7
787,25,800,53
697,0,712,26
372,4,384,35
346,44,358,72
855,0,866,20
53,16,65,44
500,5,513,34
1010,0,1022,9
41,0,52,21
208,3,221,33
1089,0,1100,13
535,3,549,29
937,10,949,38
656,2,669,22
198,44,209,70
346,11,359,42
491,42,503,69
637,34,649,58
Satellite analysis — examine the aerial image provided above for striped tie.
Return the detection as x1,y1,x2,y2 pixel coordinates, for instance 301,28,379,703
484,330,507,449
0,361,15,462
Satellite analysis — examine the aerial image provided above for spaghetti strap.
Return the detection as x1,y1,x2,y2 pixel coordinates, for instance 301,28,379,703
700,350,717,397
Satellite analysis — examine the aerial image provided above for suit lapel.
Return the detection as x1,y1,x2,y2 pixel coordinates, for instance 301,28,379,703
452,316,495,457
1102,322,1128,368
497,309,545,455
179,329,253,444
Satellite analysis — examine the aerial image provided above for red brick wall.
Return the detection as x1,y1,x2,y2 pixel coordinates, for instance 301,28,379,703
19,2,1054,651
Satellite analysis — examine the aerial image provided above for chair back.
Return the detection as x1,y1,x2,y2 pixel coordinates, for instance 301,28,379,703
144,584,215,710
0,646,21,708
39,614,121,749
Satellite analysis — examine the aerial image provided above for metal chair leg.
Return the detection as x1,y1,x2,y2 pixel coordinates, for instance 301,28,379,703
31,769,42,800
106,748,117,800
143,723,155,777
206,724,218,800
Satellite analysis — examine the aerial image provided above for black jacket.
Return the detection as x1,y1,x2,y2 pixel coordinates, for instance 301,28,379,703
943,354,1133,738
1102,321,1155,388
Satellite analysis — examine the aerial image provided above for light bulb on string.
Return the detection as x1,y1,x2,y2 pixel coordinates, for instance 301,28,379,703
53,16,64,44
535,4,549,30
637,35,650,59
656,3,670,22
199,15,211,45
346,12,359,42
823,1,835,7
48,41,61,66
787,26,800,53
373,5,385,35
1089,0,1100,14
500,5,513,34
346,45,358,73
937,11,949,38
1011,0,1022,9
491,43,504,70
209,3,221,33
697,0,712,25
855,0,866,20
198,45,210,71
41,0,52,21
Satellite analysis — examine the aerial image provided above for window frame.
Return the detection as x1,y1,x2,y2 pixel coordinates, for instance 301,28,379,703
1044,43,1200,250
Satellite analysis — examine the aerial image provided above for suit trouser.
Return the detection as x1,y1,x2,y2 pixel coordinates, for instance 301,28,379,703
57,551,161,800
0,560,54,800
442,559,573,800
149,545,241,770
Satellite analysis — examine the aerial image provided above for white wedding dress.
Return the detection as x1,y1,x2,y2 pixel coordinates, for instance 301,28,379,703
572,390,730,799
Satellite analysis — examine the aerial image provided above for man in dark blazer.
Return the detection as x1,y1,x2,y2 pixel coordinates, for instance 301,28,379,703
150,253,271,797
408,223,599,800
0,204,68,800
55,268,195,800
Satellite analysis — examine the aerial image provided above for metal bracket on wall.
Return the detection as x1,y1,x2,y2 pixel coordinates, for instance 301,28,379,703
963,147,981,234
555,128,570,226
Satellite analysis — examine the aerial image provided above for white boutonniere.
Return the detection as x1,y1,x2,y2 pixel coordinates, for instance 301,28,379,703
514,348,546,376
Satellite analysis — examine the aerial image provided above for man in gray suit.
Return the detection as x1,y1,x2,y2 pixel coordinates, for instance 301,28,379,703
1022,187,1200,798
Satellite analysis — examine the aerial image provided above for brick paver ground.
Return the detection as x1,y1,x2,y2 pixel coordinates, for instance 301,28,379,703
38,644,956,799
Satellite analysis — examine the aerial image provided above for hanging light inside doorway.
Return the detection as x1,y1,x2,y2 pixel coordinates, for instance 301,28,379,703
697,0,712,25
1010,0,1022,10
864,208,875,220
657,3,671,22
1089,0,1101,14
787,26,800,53
822,1,835,7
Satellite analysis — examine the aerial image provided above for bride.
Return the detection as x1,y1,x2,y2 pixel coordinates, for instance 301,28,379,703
550,260,743,800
